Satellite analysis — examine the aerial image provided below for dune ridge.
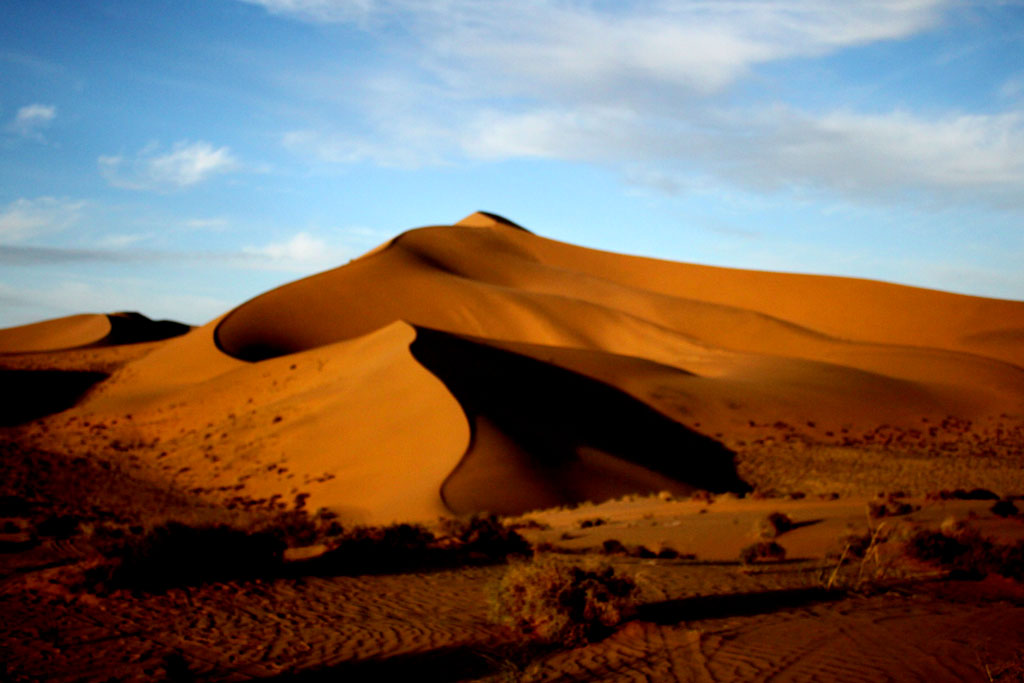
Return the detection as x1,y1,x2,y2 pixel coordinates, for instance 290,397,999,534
9,211,1024,520
0,311,189,354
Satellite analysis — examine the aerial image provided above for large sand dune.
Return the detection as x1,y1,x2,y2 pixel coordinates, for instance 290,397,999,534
6,212,1024,521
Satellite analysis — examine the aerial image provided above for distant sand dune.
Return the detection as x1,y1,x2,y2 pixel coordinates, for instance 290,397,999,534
7,212,1024,520
0,311,189,354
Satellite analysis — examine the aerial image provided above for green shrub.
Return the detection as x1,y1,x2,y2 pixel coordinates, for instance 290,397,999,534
491,555,639,646
740,541,786,565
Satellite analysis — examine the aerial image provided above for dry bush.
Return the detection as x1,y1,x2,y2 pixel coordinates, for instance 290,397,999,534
491,555,639,646
992,500,1020,518
868,500,918,519
313,523,438,574
576,517,607,529
601,539,628,555
739,541,786,565
757,512,793,539
91,522,285,592
821,522,898,591
904,527,1024,580
438,514,532,559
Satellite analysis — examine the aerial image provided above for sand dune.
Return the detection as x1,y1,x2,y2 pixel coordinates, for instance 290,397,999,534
7,212,1024,520
0,311,189,354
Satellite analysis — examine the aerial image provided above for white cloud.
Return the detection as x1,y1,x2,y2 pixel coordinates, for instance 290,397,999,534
94,233,153,249
99,140,239,190
457,105,1024,210
8,103,56,140
241,232,350,271
182,217,230,230
243,1,946,96
249,0,1024,212
0,196,85,243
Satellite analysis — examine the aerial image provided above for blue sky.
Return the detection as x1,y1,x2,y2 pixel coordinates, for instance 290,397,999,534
1,0,1023,327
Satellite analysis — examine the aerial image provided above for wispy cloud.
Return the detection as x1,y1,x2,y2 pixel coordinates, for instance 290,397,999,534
240,0,1024,212
0,279,228,327
0,244,137,265
241,231,350,271
7,103,56,141
98,140,239,190
242,1,946,96
0,196,84,243
458,105,1024,209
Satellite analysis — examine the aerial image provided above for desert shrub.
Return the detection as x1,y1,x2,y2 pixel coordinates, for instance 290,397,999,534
628,545,657,559
601,539,627,555
491,555,639,646
992,500,1020,518
440,514,531,559
904,528,1024,580
821,522,898,591
869,499,919,519
576,517,607,529
928,488,1000,501
691,490,715,503
758,512,794,538
256,509,321,547
94,522,285,592
836,530,881,560
739,541,786,565
315,523,437,573
655,545,680,560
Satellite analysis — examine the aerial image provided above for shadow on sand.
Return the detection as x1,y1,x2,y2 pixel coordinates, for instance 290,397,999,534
410,326,749,515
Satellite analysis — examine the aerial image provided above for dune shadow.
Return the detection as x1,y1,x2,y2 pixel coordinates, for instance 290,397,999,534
98,312,190,346
637,586,843,625
409,327,749,515
0,370,108,425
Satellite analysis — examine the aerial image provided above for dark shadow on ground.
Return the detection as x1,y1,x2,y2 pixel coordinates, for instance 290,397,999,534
410,326,749,515
100,312,190,346
638,586,844,625
0,370,107,425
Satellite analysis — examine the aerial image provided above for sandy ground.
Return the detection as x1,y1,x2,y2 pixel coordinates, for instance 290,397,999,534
2,494,1024,682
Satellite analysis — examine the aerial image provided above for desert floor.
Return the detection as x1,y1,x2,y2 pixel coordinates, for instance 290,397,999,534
3,485,1024,682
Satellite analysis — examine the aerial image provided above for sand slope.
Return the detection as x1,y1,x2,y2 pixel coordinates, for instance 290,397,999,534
0,312,189,354
11,212,1024,520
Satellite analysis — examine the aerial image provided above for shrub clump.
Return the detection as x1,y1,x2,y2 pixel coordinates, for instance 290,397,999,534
93,522,285,592
758,512,794,538
491,556,640,646
439,514,532,559
740,541,786,565
314,523,438,573
904,528,1024,580
992,499,1020,518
